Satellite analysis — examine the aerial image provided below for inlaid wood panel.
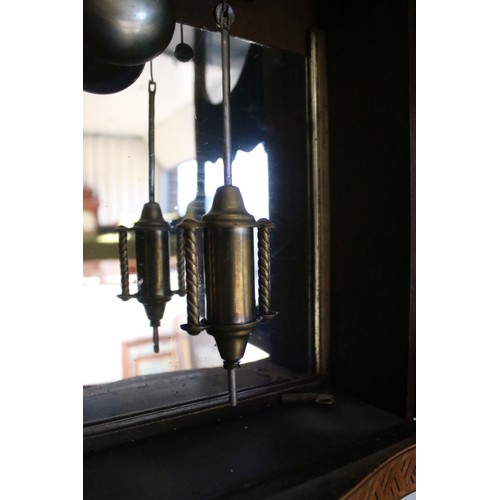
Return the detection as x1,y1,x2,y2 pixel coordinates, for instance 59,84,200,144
341,445,416,500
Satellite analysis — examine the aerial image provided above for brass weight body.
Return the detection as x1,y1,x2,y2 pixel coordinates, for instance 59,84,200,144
202,186,259,367
117,202,185,352
175,3,276,405
179,185,276,370
134,202,173,325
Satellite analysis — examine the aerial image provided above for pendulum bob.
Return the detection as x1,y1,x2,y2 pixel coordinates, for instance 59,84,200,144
174,43,194,63
117,202,174,352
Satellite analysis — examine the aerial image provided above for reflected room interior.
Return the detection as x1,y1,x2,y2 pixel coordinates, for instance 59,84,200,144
83,24,311,390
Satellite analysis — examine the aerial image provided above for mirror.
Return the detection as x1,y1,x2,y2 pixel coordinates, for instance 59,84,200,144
83,23,311,391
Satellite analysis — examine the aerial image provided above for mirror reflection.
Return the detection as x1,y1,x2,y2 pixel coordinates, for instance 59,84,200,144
83,24,310,388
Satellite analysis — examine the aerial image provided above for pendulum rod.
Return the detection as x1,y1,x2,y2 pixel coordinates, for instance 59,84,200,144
148,61,157,203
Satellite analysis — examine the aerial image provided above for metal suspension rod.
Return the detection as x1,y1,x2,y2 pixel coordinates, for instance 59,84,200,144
148,62,157,202
227,365,237,407
217,2,234,186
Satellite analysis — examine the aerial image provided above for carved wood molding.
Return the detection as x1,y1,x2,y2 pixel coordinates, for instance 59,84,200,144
340,444,416,500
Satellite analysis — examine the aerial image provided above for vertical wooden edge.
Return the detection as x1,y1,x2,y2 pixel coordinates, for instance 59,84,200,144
407,0,416,420
309,29,331,379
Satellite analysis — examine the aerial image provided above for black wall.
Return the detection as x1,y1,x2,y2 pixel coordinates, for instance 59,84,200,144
318,0,414,417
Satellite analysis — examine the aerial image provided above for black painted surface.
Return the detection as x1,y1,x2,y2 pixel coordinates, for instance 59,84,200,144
84,361,297,427
319,0,413,417
84,393,415,500
263,48,313,374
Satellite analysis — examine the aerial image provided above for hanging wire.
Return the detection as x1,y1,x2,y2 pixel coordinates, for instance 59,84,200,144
148,60,157,202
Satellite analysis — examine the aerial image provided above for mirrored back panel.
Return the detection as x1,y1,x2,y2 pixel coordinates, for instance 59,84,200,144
83,24,313,401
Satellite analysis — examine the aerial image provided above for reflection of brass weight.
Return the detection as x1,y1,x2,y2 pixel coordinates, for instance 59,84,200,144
178,185,277,406
115,64,186,355
117,202,186,353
